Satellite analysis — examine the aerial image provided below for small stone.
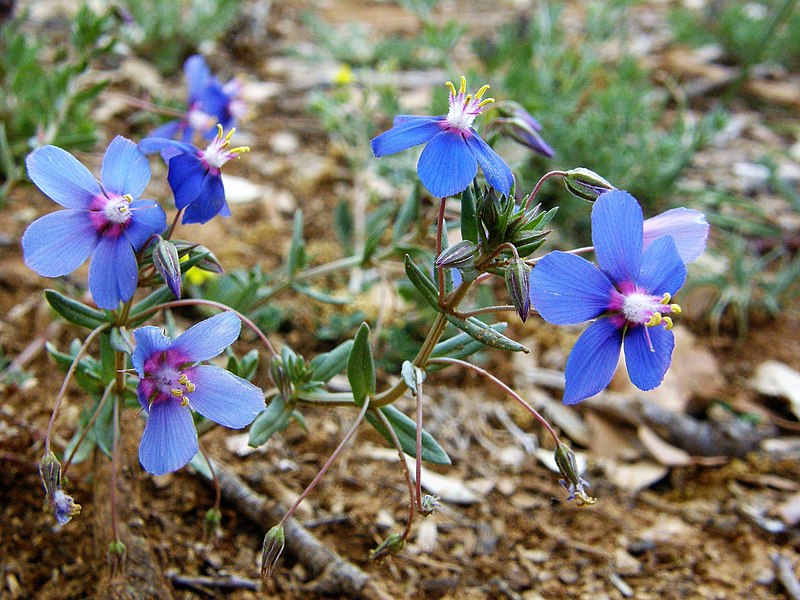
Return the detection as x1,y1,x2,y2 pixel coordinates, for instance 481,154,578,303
558,566,579,585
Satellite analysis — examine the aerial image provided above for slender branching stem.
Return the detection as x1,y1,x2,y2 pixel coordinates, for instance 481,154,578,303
198,442,221,513
525,170,567,210
110,392,121,544
436,197,447,304
62,380,115,477
373,408,416,542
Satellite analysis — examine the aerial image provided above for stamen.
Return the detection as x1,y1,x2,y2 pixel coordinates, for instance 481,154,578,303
660,293,672,304
643,324,655,352
171,389,184,397
670,303,682,314
445,81,457,96
458,75,466,94
477,97,495,108
663,317,674,330
475,84,491,99
646,313,662,327
180,397,189,407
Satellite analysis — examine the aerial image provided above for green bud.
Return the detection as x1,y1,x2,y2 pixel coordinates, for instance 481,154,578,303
505,258,531,322
204,508,222,539
564,168,615,202
434,239,477,269
260,524,286,579
369,532,405,561
420,494,441,516
554,443,596,506
270,357,292,399
152,238,182,299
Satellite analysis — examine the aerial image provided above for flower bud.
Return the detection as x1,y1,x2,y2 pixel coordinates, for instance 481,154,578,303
39,451,61,501
434,240,477,269
152,238,182,299
108,540,127,574
420,494,441,516
260,524,286,579
485,101,554,158
204,507,222,540
554,442,596,506
564,168,615,202
505,258,531,322
369,532,405,561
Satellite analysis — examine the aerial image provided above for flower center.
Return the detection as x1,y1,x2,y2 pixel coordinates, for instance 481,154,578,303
187,106,216,132
103,194,133,224
622,291,682,330
200,124,250,171
445,76,495,131
143,351,198,407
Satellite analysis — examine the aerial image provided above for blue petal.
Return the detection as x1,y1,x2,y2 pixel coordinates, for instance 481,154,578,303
623,324,674,391
88,236,138,309
637,235,686,297
186,365,265,428
184,55,212,103
181,173,226,224
417,131,477,198
643,208,708,264
170,312,241,362
139,400,198,475
22,210,97,277
370,117,444,158
124,199,167,250
167,153,206,210
592,190,643,285
25,146,102,209
101,136,150,199
530,252,614,325
132,326,171,377
563,319,623,405
138,137,195,156
148,120,182,141
464,131,514,197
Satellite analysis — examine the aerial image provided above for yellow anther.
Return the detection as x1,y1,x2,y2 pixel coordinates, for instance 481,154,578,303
231,146,250,155
477,97,495,108
663,317,674,330
215,123,224,139
458,75,466,94
225,127,236,143
122,194,133,204
670,303,682,314
445,80,457,96
646,313,662,327
475,84,491,99
660,292,672,304
178,374,189,385
186,382,196,392
180,396,189,407
171,388,184,397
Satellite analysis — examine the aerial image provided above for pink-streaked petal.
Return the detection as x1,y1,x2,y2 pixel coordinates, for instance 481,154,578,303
563,319,623,405
170,312,241,362
124,199,167,250
25,146,102,209
186,365,265,428
88,236,138,309
101,136,151,198
132,326,171,377
138,400,198,475
592,190,643,285
417,131,477,198
623,324,674,392
370,117,444,157
21,210,97,277
638,236,686,297
464,130,514,197
643,207,708,264
530,252,614,325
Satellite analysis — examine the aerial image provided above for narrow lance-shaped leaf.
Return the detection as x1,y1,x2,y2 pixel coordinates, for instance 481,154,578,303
310,339,354,383
45,289,108,329
347,323,375,407
249,395,294,447
365,405,451,465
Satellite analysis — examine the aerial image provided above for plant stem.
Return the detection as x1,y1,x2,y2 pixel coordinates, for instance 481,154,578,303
525,170,567,210
62,380,115,476
374,408,416,542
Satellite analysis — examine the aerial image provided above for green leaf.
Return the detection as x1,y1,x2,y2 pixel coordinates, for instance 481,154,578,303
403,254,440,310
310,339,354,383
248,395,294,447
366,405,451,464
401,360,425,395
287,210,306,276
291,283,350,305
44,289,108,329
333,199,354,253
427,323,508,372
460,184,478,244
347,323,375,407
444,314,530,353
392,185,420,244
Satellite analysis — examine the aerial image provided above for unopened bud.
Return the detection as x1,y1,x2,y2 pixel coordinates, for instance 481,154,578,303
434,240,477,269
39,451,61,501
269,358,292,400
260,524,286,579
505,258,531,322
204,508,222,540
554,443,596,506
152,238,182,299
564,168,615,202
108,540,127,574
485,101,554,158
369,532,405,561
192,246,224,274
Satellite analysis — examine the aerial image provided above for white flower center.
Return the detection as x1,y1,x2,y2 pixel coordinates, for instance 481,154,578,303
444,76,495,132
103,194,133,224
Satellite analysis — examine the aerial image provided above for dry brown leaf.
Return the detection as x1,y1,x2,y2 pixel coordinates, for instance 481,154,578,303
585,412,641,461
751,360,800,420
596,458,668,492
637,425,692,467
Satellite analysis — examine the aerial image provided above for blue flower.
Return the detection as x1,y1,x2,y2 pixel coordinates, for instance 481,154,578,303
133,312,266,475
530,190,690,405
643,207,709,264
371,76,514,198
139,126,249,224
22,137,167,309
151,55,245,143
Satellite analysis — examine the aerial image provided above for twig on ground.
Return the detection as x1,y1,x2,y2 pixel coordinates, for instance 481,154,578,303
167,570,259,592
197,458,393,600
772,551,800,600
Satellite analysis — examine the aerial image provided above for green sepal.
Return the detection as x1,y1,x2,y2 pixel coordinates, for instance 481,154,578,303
365,405,451,465
249,395,294,447
44,289,108,329
460,184,478,244
310,339,354,383
347,323,375,407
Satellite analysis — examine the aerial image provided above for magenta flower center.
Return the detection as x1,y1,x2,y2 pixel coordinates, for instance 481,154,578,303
445,76,494,132
88,193,133,237
200,125,249,170
609,286,682,332
141,350,197,407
